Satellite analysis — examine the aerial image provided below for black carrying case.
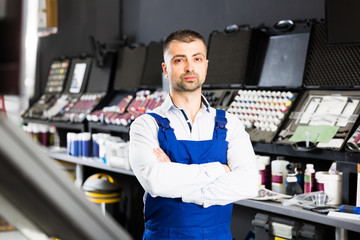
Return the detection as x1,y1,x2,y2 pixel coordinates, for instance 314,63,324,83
113,45,147,91
22,57,71,120
226,20,311,143
245,20,311,89
252,213,333,240
205,25,252,89
274,21,360,151
62,56,93,95
87,42,164,127
276,90,360,150
55,53,116,123
50,56,93,122
92,44,148,112
140,41,163,89
303,22,360,89
202,25,253,110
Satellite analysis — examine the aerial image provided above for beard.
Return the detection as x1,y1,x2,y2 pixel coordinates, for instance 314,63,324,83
173,72,203,93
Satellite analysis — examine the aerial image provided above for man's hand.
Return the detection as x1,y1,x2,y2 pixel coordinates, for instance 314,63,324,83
223,164,231,173
153,147,171,162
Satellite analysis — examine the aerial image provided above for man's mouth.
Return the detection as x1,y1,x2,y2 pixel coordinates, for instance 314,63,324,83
182,72,199,82
184,76,197,81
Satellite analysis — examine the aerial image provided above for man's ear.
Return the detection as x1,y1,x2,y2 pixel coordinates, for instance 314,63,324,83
162,62,168,78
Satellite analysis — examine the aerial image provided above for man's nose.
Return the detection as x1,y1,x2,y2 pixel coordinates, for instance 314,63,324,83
185,60,195,72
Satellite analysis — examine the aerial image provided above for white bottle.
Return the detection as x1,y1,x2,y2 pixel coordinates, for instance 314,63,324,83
271,157,289,194
304,164,316,193
257,162,266,189
256,155,271,189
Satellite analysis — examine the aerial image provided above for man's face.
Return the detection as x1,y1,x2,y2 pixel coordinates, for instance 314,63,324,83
162,39,208,93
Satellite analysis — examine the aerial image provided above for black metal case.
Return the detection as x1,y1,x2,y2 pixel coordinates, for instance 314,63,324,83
87,42,164,130
226,20,311,143
245,20,311,89
274,21,360,151
202,25,254,123
276,90,360,151
303,22,360,89
204,26,253,90
55,53,116,123
22,58,71,120
49,56,93,122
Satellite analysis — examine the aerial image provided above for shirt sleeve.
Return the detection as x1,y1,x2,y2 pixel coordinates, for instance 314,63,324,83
129,114,226,199
181,114,259,207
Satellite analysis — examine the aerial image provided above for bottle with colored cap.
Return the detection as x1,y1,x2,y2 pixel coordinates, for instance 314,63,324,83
304,164,316,193
340,205,360,214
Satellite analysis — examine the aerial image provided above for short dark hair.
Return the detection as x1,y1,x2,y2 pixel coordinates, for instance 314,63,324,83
163,29,207,54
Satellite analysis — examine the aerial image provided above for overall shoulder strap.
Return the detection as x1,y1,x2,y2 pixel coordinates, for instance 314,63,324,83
147,113,176,141
213,109,228,140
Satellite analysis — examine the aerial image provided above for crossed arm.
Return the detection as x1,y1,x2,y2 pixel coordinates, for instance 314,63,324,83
129,114,258,207
153,147,231,172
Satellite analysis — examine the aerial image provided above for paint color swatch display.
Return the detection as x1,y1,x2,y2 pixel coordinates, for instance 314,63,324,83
227,89,297,143
45,59,70,93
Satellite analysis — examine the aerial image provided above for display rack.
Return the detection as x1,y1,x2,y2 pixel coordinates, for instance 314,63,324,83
45,147,360,235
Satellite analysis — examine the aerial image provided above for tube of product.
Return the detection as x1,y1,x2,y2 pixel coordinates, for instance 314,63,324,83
340,204,360,214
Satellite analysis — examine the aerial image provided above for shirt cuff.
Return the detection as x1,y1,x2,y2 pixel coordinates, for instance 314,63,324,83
203,162,226,180
182,188,204,206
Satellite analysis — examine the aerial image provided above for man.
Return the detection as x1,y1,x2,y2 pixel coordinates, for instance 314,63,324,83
129,29,258,239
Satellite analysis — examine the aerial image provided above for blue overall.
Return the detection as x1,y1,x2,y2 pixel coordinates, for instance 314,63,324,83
143,109,233,240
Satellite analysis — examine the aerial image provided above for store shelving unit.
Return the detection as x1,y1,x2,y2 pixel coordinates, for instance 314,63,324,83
45,146,360,235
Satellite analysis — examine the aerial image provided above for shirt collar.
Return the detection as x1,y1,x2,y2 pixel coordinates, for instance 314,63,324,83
160,93,210,113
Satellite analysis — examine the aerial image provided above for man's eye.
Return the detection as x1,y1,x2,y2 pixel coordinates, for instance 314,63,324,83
174,59,182,63
195,58,202,62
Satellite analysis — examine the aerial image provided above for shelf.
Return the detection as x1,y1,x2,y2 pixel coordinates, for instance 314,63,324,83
51,121,86,131
235,199,360,233
45,147,360,232
88,121,130,133
23,118,50,125
23,118,86,131
253,142,360,162
45,147,134,177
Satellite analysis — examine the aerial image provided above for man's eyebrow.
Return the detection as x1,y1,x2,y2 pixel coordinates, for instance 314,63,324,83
193,52,206,58
171,52,205,60
171,54,186,60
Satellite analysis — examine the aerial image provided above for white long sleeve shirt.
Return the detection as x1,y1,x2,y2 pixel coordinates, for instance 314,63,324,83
129,94,258,208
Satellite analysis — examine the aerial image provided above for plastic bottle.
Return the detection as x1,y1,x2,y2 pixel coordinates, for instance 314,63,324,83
286,173,303,196
295,162,304,191
256,155,271,189
257,162,266,189
49,126,55,146
32,125,39,143
71,134,79,157
81,132,91,157
304,164,316,193
271,157,289,194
